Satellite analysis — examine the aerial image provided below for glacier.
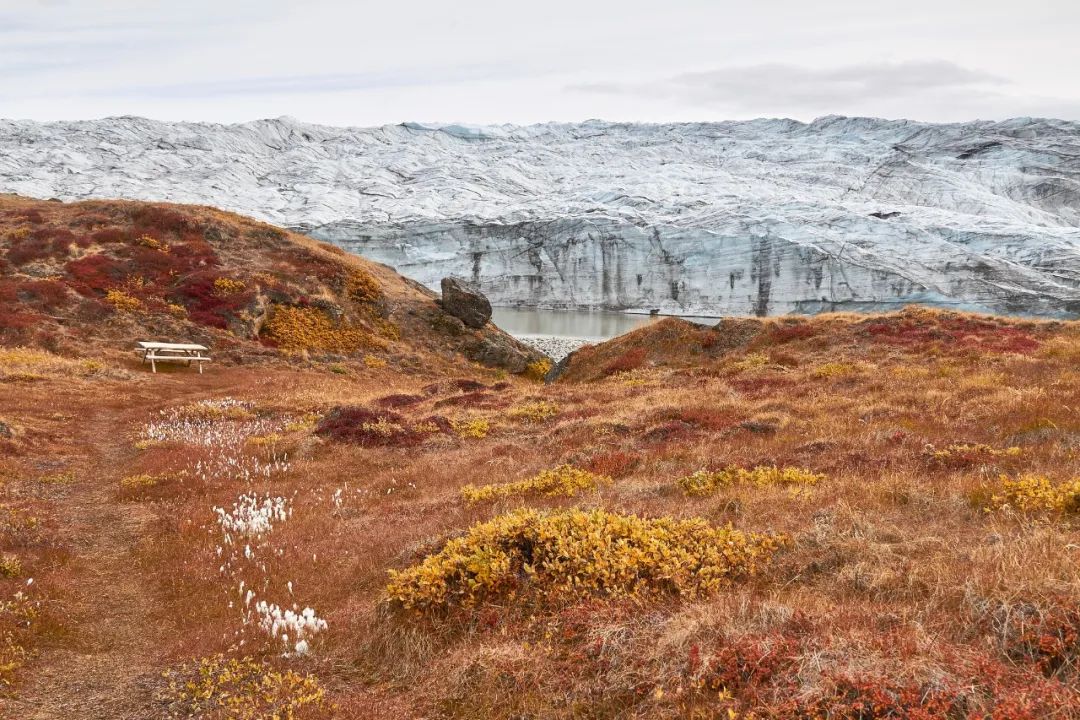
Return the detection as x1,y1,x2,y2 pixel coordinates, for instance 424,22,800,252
1,115,1078,318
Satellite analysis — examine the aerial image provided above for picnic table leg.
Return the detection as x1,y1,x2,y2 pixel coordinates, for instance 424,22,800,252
151,356,156,373
199,361,203,374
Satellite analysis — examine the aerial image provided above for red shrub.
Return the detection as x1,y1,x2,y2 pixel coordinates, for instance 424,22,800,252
769,323,818,343
10,208,44,224
603,347,647,376
675,406,739,431
130,206,194,235
1007,603,1080,680
375,394,425,409
65,254,131,295
3,227,78,265
433,391,500,409
862,314,1040,355
90,227,130,244
2,279,70,311
585,450,639,478
169,272,252,329
315,406,422,447
169,237,218,267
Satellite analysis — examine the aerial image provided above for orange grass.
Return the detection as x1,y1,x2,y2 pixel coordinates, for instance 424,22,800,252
4,198,1080,717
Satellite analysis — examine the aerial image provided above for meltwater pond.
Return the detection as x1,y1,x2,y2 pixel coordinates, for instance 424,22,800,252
491,308,717,360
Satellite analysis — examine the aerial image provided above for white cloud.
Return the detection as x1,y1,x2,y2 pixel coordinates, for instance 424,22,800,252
1,0,1078,124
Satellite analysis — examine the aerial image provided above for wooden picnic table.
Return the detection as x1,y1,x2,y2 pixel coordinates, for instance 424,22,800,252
136,341,211,374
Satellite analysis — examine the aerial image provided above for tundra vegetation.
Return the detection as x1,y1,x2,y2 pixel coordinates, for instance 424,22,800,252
1,196,1080,718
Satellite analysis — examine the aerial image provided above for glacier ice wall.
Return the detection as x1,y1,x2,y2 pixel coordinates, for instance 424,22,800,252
1,115,1078,317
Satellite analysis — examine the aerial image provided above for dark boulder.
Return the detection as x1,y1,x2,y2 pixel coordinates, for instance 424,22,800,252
440,277,491,329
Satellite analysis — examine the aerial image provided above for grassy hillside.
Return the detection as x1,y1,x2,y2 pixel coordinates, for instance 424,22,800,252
2,197,1080,718
0,194,542,373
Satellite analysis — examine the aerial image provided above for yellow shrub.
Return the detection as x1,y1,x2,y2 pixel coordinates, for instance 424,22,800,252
363,355,388,368
161,655,328,720
929,443,1022,467
679,466,824,496
509,400,559,424
0,504,40,542
0,554,20,578
525,359,553,382
611,368,660,387
729,352,770,373
386,508,787,610
136,234,170,252
452,418,490,440
104,289,142,312
213,277,247,296
166,303,188,318
0,594,38,693
461,464,609,503
262,305,371,353
284,413,320,433
811,362,863,378
120,474,158,490
985,475,1080,513
346,269,383,304
362,418,405,437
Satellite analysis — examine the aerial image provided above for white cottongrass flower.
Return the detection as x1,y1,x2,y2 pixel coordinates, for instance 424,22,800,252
214,493,291,544
254,600,328,655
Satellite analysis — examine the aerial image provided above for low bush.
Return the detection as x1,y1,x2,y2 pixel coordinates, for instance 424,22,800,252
262,305,371,353
386,508,787,610
509,400,559,424
212,276,246,295
678,465,824,496
461,465,609,503
451,418,490,440
160,655,327,719
104,289,142,312
315,406,421,447
984,475,1080,514
928,443,1023,469
346,268,382,304
585,450,640,478
375,393,425,409
603,347,647,377
525,358,553,382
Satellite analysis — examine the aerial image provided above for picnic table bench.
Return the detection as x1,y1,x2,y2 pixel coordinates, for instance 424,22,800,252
137,341,211,373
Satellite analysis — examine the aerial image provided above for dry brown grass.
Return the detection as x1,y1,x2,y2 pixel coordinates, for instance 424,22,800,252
2,266,1080,717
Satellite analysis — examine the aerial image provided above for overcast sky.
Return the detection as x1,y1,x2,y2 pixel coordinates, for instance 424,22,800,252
2,0,1078,126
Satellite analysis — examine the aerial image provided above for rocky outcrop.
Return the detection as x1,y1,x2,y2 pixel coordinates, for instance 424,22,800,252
440,277,491,329
2,115,1078,317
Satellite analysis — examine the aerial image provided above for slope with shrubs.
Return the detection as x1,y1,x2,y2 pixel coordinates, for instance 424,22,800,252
2,195,1080,718
0,194,542,373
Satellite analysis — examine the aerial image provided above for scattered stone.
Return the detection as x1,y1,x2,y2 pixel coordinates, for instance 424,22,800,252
0,420,12,439
463,336,531,374
440,277,491,329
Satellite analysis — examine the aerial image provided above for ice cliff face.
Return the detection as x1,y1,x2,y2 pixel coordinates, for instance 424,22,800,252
1,115,1078,317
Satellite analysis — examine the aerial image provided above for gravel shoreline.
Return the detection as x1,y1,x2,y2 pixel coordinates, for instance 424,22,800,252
514,334,595,361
